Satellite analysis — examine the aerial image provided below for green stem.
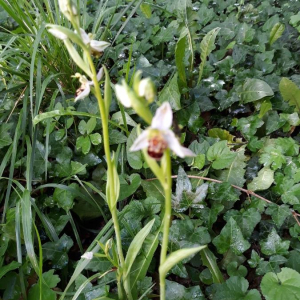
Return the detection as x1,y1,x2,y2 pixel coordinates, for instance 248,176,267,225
159,149,172,300
86,53,130,299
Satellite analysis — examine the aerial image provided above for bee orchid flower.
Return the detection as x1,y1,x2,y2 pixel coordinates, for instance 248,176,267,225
74,68,104,101
79,28,110,57
130,102,196,159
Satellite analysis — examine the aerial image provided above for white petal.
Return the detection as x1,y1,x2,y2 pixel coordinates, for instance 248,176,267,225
75,84,90,101
130,130,149,152
79,28,90,44
138,78,149,97
115,83,132,107
48,28,68,40
163,130,195,158
96,67,104,81
151,102,172,130
81,252,93,260
90,40,110,52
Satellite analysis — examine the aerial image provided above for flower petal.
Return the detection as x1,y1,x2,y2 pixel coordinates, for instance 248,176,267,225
48,28,68,40
130,130,149,152
115,83,132,107
151,102,172,130
81,252,93,260
163,130,196,158
79,28,90,44
90,40,111,52
96,67,104,81
75,84,90,101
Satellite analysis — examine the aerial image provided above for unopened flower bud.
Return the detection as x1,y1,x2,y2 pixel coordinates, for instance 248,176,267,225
138,78,156,103
58,0,79,25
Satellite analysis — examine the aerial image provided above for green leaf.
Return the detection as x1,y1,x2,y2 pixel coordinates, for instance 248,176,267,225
86,117,96,135
53,183,79,211
259,145,286,170
89,133,102,145
212,218,250,255
165,280,205,300
200,247,224,283
103,65,112,117
42,270,60,289
224,208,261,239
279,77,300,112
0,123,12,149
0,261,20,280
159,72,181,110
198,27,220,84
175,34,187,87
126,127,143,170
124,218,155,278
227,261,247,277
118,173,141,201
207,141,237,170
169,219,211,250
269,23,285,45
265,204,291,227
78,120,87,135
247,167,274,192
260,228,290,256
76,136,91,155
43,234,73,269
140,3,152,18
159,245,206,278
214,277,261,300
141,180,165,202
240,78,274,103
261,268,300,300
218,146,247,187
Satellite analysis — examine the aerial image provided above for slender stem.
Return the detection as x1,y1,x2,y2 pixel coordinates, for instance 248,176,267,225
85,53,129,299
159,149,172,300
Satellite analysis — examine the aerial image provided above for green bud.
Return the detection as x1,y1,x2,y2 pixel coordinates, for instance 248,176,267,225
138,78,156,103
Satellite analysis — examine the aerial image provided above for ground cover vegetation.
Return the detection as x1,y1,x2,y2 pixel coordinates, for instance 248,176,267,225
1,0,300,299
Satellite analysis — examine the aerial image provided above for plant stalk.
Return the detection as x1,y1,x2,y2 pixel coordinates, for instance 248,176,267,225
86,53,131,300
159,149,172,300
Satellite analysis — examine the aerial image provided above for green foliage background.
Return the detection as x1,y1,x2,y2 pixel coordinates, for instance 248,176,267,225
1,0,300,299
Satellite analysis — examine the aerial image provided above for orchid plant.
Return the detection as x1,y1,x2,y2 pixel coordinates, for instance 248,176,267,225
49,1,206,299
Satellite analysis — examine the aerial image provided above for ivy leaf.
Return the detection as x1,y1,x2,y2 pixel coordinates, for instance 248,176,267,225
127,127,143,170
212,218,250,255
279,77,300,112
259,145,286,170
226,261,247,277
240,78,274,103
159,72,181,110
89,133,101,145
141,180,164,202
261,268,300,300
265,204,291,227
53,183,79,211
207,141,237,170
247,167,274,192
169,219,211,251
260,228,290,256
235,115,264,140
256,255,287,276
118,174,141,201
224,208,261,239
43,234,73,269
165,280,205,300
248,250,263,268
218,146,247,187
172,167,208,212
76,136,91,155
214,276,261,300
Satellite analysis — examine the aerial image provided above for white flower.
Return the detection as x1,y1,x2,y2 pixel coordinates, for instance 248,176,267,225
138,78,155,103
130,102,196,159
115,80,132,108
74,68,104,101
58,0,78,21
81,251,93,260
79,28,110,55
